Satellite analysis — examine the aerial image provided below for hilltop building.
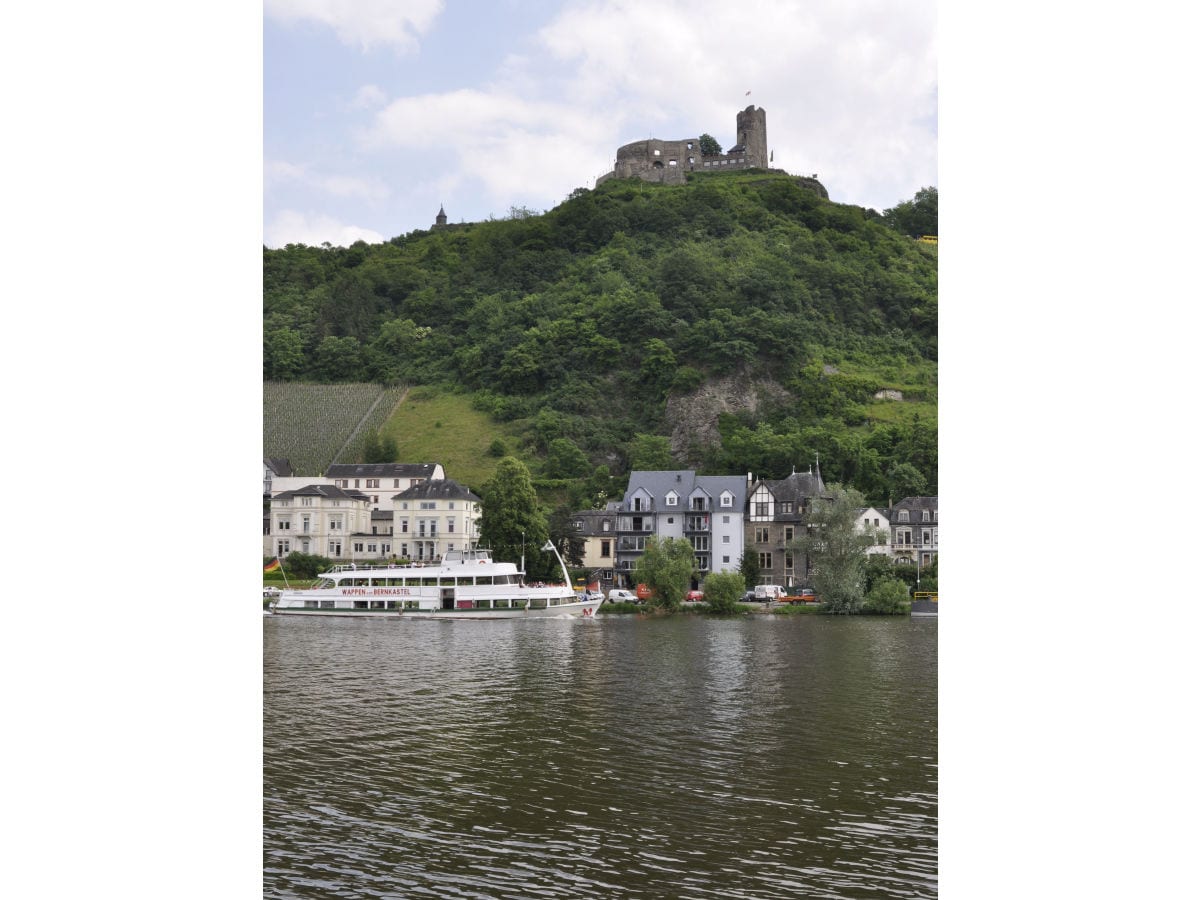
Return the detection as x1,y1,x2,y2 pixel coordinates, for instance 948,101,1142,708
269,462,446,512
433,205,448,228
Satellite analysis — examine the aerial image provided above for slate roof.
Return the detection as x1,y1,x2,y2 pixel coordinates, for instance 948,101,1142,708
393,478,481,503
572,509,618,537
273,484,371,502
264,458,294,476
623,470,749,511
325,463,440,479
891,496,938,523
759,470,826,504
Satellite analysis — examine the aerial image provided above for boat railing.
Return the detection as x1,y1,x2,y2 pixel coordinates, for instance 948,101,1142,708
326,560,445,573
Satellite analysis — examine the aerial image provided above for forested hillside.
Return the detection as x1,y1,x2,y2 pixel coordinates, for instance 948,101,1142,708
263,172,937,505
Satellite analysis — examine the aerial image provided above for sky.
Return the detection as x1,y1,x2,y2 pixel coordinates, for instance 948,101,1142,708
263,0,937,247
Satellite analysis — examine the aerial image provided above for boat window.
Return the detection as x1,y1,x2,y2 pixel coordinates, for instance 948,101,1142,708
476,599,491,610
304,600,318,609
477,575,493,585
403,600,419,610
512,599,527,609
386,601,397,609
371,601,386,609
529,598,548,610
422,577,438,587
320,600,335,609
354,601,368,609
494,599,510,609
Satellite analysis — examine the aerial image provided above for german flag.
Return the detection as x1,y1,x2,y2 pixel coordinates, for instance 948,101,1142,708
264,559,281,573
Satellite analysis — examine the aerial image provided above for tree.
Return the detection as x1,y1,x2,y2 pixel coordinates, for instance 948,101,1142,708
698,133,723,156
632,536,696,612
264,327,305,380
882,186,938,238
361,428,383,463
545,437,590,479
478,457,554,580
548,504,585,567
628,434,675,470
738,551,761,588
380,434,398,462
789,484,878,614
703,570,746,614
886,462,927,501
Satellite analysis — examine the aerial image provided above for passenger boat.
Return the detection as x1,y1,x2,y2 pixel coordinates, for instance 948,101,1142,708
270,541,603,619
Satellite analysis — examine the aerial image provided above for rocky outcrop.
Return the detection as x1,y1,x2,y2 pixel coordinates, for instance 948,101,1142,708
665,374,789,464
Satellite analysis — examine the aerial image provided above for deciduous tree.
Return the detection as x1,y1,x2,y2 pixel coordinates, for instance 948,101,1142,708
789,484,878,614
632,536,696,611
479,457,554,580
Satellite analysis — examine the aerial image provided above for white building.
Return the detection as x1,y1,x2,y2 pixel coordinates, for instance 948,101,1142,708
890,496,938,566
390,478,482,563
856,506,892,556
266,484,373,560
270,462,446,511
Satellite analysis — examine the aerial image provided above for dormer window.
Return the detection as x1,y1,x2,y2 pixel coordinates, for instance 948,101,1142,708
666,492,678,507
922,510,930,522
898,510,910,522
721,493,733,507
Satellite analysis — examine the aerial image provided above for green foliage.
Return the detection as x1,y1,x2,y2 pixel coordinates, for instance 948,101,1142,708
628,434,675,470
632,536,697,612
883,186,938,238
790,484,877,614
738,551,761,587
702,571,746,614
478,457,554,580
278,552,332,579
545,437,590,479
263,174,936,496
698,133,723,156
488,438,507,457
863,577,911,615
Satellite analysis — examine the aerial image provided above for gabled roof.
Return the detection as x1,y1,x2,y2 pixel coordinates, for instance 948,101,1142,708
891,496,938,523
624,470,697,504
757,470,826,503
571,509,618,537
326,463,440,479
273,484,371,502
695,475,748,511
264,458,293,476
393,478,481,503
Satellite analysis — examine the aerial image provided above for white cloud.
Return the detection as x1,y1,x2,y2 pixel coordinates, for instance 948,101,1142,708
265,210,386,248
265,160,390,202
264,0,444,54
351,84,387,109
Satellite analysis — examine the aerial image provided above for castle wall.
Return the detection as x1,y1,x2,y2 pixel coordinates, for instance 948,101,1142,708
597,105,770,187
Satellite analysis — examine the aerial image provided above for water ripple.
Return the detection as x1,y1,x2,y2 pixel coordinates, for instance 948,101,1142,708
266,615,936,898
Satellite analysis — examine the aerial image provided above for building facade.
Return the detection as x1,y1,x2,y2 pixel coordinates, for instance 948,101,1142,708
270,462,445,512
613,470,747,587
266,484,373,560
572,507,619,584
889,496,938,566
746,469,828,589
390,478,482,563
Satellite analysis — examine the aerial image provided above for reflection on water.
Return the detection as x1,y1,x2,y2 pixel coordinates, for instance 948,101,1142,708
265,615,936,898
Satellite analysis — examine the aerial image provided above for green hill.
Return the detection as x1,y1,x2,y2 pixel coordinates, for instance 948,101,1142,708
263,172,936,505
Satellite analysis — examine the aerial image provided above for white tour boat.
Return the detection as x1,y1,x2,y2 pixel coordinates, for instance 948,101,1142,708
270,541,603,620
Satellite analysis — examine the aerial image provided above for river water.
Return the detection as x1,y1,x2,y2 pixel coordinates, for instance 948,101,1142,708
264,614,937,898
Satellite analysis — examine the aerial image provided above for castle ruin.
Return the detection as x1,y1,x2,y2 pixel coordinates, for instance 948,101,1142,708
598,105,771,187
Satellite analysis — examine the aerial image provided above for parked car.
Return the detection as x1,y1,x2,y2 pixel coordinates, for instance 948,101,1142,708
686,589,705,602
741,590,758,603
608,589,639,603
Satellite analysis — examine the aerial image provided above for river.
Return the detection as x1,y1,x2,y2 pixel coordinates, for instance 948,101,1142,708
264,613,937,898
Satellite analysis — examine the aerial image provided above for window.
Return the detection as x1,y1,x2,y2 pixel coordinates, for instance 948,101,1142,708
898,510,909,522
448,518,455,533
601,540,611,558
277,540,290,555
688,157,694,164
784,526,794,542
690,535,709,552
759,552,773,569
354,542,364,553
394,479,400,488
721,494,733,507
420,501,436,510
301,497,313,507
401,520,409,533
382,543,390,554
371,496,378,505
668,159,677,166
779,501,794,514
354,479,360,488
602,521,611,532
653,148,661,156
367,479,379,488
722,535,730,543
755,502,769,516
449,502,455,509
722,516,730,524
667,517,674,524
755,527,770,543
329,540,342,557
687,142,693,149
922,510,931,521
666,493,678,506
277,519,290,531
722,556,730,564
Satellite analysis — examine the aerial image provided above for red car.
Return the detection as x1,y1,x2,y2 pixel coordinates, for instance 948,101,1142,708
686,589,705,601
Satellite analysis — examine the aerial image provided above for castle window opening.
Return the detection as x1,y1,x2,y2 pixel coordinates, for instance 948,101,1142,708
687,142,693,149
668,159,677,166
653,149,661,156
688,157,694,164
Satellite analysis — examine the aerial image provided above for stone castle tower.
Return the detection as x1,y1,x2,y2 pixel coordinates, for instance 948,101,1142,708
736,106,768,169
433,205,448,228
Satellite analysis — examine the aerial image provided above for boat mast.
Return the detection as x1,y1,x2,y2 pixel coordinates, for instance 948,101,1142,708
541,540,571,586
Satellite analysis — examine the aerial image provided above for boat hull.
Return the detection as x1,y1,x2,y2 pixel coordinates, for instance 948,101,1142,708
270,598,603,620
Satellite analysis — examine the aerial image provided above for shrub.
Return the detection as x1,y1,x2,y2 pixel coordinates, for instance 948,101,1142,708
863,577,911,615
277,552,334,580
702,571,745,615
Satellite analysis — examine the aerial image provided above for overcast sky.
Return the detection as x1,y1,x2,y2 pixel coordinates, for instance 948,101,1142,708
264,0,937,247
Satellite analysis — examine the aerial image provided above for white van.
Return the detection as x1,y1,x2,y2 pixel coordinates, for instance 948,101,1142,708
753,584,786,600
608,589,639,603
